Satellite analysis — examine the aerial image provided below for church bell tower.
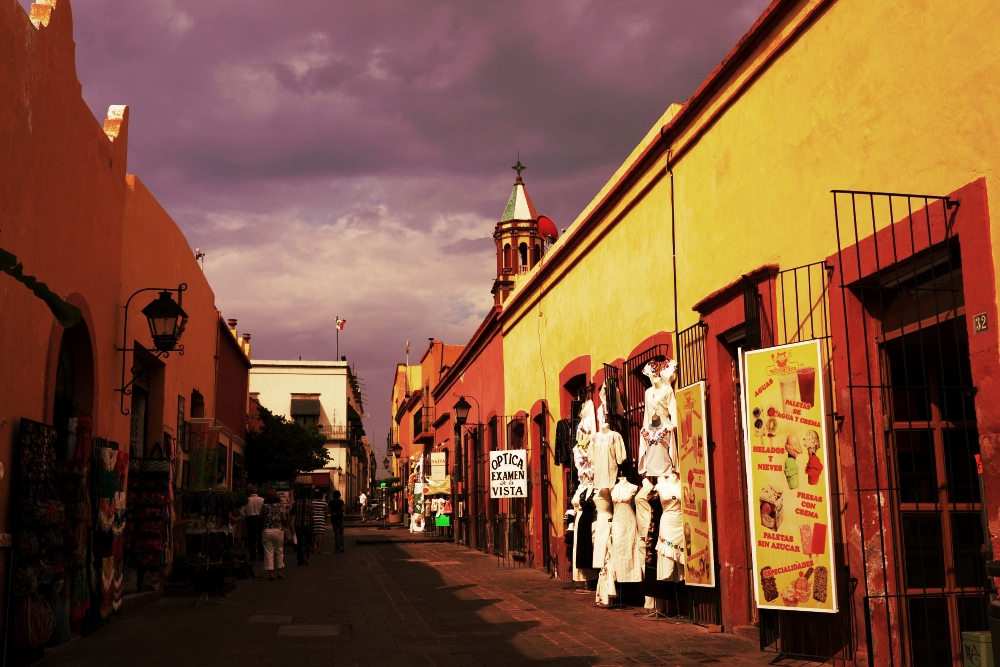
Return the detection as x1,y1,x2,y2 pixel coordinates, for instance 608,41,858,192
492,158,542,306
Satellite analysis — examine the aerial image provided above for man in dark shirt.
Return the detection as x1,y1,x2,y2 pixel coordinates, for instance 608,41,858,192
330,490,346,553
291,489,314,565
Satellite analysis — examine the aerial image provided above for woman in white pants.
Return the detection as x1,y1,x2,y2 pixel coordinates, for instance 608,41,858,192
260,493,287,580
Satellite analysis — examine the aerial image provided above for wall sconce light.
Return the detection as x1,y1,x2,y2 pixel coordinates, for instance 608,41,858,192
117,284,188,416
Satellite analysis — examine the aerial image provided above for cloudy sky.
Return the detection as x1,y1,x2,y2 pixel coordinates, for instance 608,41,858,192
36,0,770,460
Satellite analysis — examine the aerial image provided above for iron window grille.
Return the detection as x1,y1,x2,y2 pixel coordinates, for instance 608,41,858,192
621,343,673,473
832,190,985,667
758,260,855,662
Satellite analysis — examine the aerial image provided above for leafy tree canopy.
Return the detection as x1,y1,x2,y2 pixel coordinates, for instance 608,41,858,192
245,407,329,484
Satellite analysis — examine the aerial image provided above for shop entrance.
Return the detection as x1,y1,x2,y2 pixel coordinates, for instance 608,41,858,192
501,415,530,567
833,191,991,667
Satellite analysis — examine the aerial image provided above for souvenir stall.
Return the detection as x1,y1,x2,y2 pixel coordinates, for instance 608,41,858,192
125,450,174,595
9,419,75,659
63,418,93,629
421,477,453,537
90,436,129,624
566,357,715,618
179,489,248,590
408,457,425,533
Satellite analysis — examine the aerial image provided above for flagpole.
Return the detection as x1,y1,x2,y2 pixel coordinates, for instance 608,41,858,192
336,315,339,359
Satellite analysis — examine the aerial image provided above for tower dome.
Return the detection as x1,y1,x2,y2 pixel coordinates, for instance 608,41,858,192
492,158,544,306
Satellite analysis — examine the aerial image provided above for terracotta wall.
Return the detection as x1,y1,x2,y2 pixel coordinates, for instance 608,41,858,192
215,320,251,442
0,0,248,632
432,311,505,548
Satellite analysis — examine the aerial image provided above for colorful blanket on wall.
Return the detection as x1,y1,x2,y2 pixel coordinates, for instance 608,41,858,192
14,419,67,648
91,445,129,622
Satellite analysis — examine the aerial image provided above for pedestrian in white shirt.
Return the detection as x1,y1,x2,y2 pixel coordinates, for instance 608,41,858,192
243,486,265,561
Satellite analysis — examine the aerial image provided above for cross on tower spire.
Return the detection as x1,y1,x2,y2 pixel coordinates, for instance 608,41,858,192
512,151,526,181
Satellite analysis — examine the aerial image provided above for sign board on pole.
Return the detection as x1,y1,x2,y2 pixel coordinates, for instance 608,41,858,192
741,340,838,613
677,381,715,587
188,422,209,489
489,450,527,498
204,430,219,489
430,452,446,480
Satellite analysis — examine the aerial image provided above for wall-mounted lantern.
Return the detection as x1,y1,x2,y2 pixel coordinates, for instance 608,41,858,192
116,284,188,415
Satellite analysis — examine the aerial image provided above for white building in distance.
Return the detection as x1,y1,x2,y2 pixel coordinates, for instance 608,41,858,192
250,359,373,502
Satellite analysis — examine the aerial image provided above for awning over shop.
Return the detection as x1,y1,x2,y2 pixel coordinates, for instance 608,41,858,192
294,473,330,487
290,398,321,416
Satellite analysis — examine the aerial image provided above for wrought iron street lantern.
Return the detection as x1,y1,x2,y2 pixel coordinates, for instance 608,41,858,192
392,444,403,459
141,290,188,351
116,283,188,415
453,396,472,427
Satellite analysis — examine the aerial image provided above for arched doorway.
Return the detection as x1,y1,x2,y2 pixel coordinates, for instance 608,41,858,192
51,321,95,460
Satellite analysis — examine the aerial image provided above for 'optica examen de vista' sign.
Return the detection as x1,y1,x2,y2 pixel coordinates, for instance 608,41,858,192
489,450,527,498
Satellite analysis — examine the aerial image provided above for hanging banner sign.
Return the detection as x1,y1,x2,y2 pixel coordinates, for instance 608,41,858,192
430,452,446,480
188,422,209,489
677,381,715,588
489,450,527,498
204,430,220,488
742,340,838,613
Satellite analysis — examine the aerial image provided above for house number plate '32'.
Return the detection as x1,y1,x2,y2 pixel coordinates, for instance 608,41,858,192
974,312,988,334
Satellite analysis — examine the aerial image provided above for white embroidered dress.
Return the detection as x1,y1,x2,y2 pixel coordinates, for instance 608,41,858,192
610,478,644,583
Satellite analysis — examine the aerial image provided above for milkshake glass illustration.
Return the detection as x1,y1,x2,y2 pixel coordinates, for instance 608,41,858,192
797,366,816,407
779,375,798,407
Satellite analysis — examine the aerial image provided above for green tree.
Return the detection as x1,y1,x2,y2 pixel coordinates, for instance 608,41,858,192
245,407,329,484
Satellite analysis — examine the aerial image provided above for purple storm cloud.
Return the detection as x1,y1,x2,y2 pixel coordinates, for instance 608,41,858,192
26,0,771,457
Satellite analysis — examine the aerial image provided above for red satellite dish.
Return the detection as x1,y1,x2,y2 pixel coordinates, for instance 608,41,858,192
537,215,558,241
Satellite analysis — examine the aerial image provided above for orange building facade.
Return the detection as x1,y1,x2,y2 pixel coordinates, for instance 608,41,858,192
0,0,249,652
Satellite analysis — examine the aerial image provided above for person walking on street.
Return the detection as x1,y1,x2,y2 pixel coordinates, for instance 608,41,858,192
243,486,264,561
291,489,314,565
330,490,346,552
359,490,368,522
312,490,328,553
260,493,286,580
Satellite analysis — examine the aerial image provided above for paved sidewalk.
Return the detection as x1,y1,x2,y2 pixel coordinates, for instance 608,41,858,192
39,527,780,667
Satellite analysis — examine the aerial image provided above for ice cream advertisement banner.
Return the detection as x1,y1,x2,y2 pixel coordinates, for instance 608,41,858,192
741,340,837,613
677,381,714,588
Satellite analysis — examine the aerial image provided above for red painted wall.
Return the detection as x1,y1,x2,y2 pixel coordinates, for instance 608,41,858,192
433,310,505,549
215,320,251,441
827,179,999,665
0,0,247,633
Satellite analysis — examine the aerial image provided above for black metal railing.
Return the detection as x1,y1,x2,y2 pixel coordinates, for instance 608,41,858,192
413,406,434,439
317,423,351,440
677,322,708,388
621,343,672,468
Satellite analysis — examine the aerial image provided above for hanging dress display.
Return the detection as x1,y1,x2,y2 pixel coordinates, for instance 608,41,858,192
610,478,644,583
655,475,685,582
592,488,613,572
638,360,678,478
589,429,626,490
574,487,597,572
571,487,586,581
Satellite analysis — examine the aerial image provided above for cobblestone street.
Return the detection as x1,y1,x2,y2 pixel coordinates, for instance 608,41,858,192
37,525,780,667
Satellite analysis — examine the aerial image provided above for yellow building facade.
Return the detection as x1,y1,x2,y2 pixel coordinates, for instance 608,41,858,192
496,1,1000,664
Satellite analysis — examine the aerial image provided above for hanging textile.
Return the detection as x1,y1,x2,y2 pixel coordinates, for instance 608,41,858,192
12,419,73,649
554,419,573,466
66,418,93,623
125,456,174,581
91,443,129,623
